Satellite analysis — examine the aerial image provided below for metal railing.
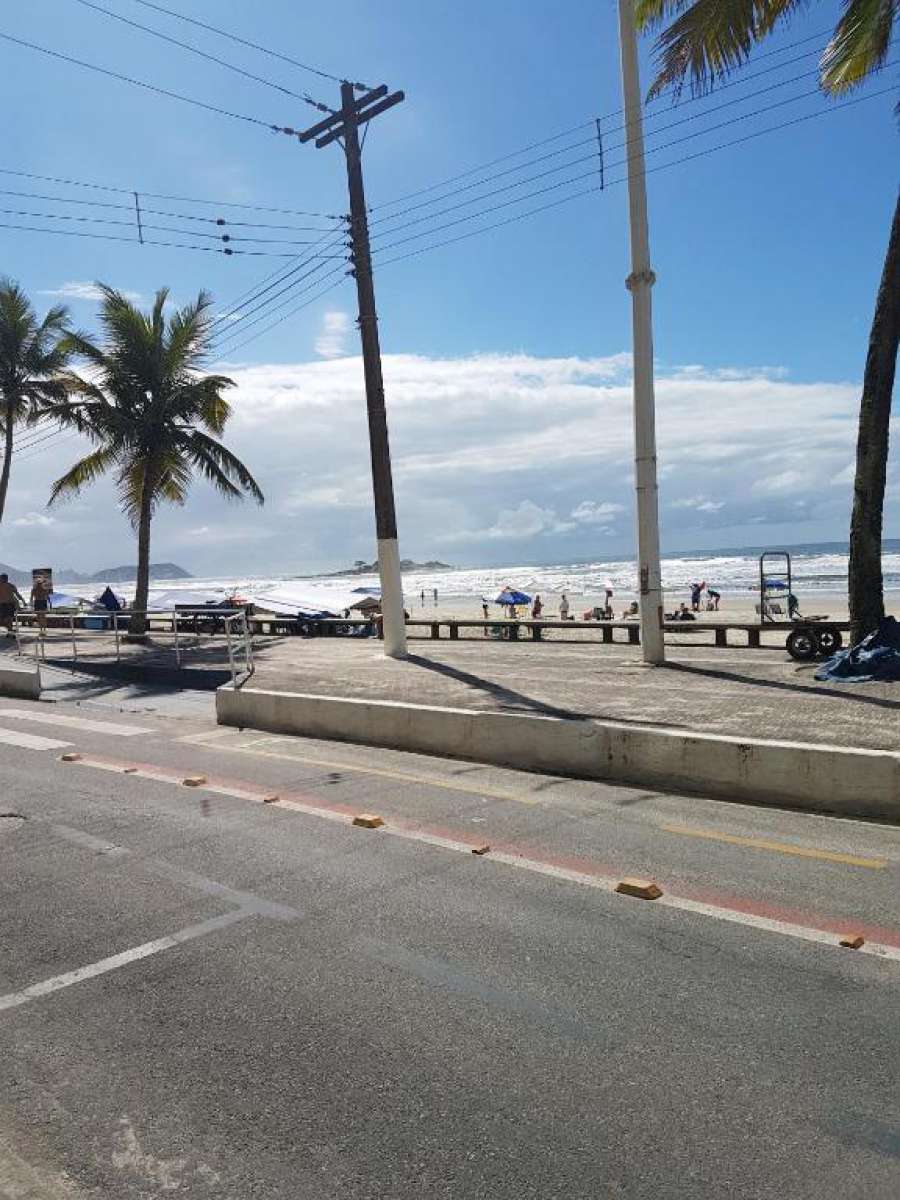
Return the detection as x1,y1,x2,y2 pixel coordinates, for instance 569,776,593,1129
12,606,254,682
223,611,254,685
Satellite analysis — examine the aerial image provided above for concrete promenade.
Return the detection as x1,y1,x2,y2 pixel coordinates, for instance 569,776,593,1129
244,637,900,753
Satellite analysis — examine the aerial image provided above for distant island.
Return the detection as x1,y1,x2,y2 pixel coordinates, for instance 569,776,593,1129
0,561,192,586
325,558,453,577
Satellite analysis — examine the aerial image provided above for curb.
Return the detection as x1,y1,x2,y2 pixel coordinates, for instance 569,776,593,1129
214,684,900,822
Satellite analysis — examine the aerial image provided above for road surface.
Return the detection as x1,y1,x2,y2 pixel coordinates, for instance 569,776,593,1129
1,681,898,1198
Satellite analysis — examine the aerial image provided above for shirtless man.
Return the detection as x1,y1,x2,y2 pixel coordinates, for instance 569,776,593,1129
0,573,25,635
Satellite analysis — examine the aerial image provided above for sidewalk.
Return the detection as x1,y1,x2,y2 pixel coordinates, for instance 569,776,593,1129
243,637,900,752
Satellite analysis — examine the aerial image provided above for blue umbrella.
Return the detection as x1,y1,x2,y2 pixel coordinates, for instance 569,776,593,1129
763,579,789,590
495,588,531,606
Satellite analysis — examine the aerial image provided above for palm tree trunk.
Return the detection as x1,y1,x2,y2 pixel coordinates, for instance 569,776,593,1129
129,481,153,639
0,404,14,525
848,196,900,645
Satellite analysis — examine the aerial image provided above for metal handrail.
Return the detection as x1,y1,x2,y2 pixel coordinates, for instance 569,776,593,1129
222,611,254,686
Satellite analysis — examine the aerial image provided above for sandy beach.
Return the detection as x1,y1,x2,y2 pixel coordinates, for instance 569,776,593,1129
406,588,900,625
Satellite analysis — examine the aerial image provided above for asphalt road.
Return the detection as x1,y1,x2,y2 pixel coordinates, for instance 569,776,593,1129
1,683,899,1198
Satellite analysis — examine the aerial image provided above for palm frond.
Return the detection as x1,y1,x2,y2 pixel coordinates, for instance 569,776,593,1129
182,429,265,505
48,444,119,506
639,0,806,98
821,0,897,93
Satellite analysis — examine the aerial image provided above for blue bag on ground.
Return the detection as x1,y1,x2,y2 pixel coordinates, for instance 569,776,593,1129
815,615,900,683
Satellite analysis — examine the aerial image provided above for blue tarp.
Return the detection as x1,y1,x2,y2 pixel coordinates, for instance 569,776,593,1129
815,616,900,683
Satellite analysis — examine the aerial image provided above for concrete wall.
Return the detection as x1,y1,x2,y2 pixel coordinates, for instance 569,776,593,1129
0,662,41,700
215,685,900,821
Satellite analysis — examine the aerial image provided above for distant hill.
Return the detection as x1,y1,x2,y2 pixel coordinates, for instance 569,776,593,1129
327,559,453,577
0,561,191,586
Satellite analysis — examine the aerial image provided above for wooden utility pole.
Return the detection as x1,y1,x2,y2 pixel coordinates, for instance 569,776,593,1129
298,83,408,658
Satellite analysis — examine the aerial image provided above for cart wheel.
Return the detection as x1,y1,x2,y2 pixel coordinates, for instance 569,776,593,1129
786,628,818,661
815,627,843,656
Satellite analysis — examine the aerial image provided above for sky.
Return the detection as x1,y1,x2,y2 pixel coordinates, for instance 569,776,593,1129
0,0,897,577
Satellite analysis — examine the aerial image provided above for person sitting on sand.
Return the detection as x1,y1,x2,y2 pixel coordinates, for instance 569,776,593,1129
622,600,639,619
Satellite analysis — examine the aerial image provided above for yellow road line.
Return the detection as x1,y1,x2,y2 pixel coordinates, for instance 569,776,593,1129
660,824,887,869
179,731,540,805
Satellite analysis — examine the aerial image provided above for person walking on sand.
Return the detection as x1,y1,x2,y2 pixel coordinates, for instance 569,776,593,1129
531,594,543,620
30,574,52,636
0,574,25,636
559,592,570,621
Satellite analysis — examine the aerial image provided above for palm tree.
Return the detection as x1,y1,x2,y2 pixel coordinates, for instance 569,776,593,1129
0,279,71,525
49,285,263,636
635,0,899,643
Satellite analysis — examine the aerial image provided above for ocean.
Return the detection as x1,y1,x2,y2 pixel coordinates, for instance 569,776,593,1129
63,540,900,604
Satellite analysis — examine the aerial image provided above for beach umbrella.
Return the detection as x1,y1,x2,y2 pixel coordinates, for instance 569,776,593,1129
495,588,532,606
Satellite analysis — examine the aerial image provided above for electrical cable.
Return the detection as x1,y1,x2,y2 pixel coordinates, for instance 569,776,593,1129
70,0,334,113
370,31,838,212
0,30,295,132
128,0,370,90
370,69,895,253
369,54,844,232
0,218,306,255
372,83,894,270
210,270,348,361
0,167,339,219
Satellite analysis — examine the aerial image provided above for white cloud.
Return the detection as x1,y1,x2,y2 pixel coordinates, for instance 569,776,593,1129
3,350,891,575
12,512,55,527
671,496,725,513
570,500,625,525
39,281,142,303
314,310,352,359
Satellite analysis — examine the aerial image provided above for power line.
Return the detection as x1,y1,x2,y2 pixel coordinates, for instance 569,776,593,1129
128,0,370,90
208,227,348,331
0,30,296,133
211,271,348,361
71,0,333,114
369,55,838,232
370,69,895,254
0,167,340,219
370,32,837,213
372,84,893,270
0,218,307,256
209,251,345,340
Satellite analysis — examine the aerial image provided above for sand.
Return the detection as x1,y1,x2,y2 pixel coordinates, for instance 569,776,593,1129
407,588,900,625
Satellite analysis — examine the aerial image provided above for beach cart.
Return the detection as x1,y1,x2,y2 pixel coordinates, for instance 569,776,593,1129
760,552,843,661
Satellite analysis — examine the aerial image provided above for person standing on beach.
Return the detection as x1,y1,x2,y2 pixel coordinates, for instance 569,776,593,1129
690,581,706,612
420,588,425,605
707,587,721,611
559,592,570,621
531,594,543,620
30,574,52,635
0,574,25,635
433,587,438,605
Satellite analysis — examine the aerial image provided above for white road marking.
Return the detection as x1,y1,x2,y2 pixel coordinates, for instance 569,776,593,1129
0,909,248,1013
0,727,72,751
0,708,152,736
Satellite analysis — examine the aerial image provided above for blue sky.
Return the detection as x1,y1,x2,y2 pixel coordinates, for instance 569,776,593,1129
0,0,896,575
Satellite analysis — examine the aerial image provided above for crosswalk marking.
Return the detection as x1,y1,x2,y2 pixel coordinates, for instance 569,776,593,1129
0,727,72,751
0,708,151,737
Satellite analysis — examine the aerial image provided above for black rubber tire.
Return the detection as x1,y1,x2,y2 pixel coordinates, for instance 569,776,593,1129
786,628,818,661
815,627,843,656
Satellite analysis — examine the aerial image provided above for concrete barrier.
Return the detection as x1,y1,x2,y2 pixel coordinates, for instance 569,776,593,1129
0,662,41,700
215,685,900,821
